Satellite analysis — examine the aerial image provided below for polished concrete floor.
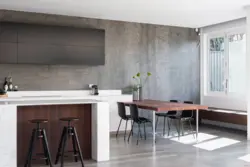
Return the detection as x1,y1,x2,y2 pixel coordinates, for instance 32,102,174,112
39,125,250,167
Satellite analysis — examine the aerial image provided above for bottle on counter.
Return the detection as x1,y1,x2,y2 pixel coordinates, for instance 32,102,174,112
3,77,8,92
8,77,13,91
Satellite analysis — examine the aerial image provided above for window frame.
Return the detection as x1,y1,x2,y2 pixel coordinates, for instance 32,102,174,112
205,27,246,98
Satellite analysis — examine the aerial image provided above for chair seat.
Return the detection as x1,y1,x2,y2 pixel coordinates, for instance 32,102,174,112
137,117,151,123
168,116,193,120
60,117,79,122
156,113,168,117
29,119,48,123
126,115,133,120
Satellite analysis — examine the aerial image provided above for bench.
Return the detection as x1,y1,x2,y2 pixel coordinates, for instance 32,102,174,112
200,107,247,126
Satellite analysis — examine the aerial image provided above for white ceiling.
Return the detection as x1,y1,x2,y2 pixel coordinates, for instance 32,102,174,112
0,0,250,28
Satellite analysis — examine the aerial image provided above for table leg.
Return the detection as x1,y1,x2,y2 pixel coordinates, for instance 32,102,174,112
152,110,156,145
196,109,199,142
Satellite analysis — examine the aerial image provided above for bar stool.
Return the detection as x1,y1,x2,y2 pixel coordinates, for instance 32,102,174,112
24,119,53,167
55,117,84,167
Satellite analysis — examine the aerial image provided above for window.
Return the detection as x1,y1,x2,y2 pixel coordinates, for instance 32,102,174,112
206,29,246,97
208,36,225,92
228,33,246,95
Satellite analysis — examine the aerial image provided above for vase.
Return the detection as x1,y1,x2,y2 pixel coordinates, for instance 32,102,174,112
133,86,143,101
138,86,143,101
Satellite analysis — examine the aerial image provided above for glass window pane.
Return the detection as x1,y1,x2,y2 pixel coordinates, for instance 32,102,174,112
209,37,225,92
228,33,246,95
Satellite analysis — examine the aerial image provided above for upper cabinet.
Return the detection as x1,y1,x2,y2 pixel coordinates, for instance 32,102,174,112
0,22,18,63
0,22,105,65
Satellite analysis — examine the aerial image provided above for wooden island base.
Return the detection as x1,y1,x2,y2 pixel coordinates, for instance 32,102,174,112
17,104,92,166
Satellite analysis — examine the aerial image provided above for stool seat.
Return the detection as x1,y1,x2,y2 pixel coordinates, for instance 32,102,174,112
29,119,48,123
59,117,79,122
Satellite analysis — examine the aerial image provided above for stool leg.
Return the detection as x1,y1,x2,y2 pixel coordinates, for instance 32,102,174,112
60,127,68,167
55,127,66,165
24,129,37,167
41,130,49,165
73,127,84,167
71,128,78,162
42,129,53,167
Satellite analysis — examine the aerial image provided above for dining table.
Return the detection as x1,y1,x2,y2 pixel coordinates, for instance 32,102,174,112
123,99,208,145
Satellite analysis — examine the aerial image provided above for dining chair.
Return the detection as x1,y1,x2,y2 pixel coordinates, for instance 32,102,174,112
128,104,153,145
116,102,133,140
168,101,195,139
155,100,178,136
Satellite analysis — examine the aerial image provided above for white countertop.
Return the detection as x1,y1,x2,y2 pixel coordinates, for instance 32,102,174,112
0,97,103,106
0,90,132,106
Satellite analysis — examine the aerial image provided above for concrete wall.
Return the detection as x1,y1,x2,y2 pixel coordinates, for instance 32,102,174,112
0,10,200,102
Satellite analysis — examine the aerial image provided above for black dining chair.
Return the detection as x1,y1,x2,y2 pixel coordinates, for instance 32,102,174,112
116,102,133,140
155,100,178,136
128,104,153,145
168,101,195,139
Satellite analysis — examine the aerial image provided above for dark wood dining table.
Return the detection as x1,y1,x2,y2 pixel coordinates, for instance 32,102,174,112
123,99,208,144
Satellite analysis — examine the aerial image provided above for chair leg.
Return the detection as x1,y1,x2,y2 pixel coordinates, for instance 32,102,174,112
139,124,143,139
116,119,122,138
41,129,53,167
124,120,128,141
131,120,133,136
71,128,78,162
137,123,141,145
55,127,66,165
24,129,37,167
163,117,166,136
155,116,159,132
189,120,195,139
128,122,134,143
143,123,146,140
73,127,85,167
168,119,172,137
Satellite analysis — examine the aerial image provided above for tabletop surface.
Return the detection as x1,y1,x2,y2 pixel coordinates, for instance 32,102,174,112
122,99,208,112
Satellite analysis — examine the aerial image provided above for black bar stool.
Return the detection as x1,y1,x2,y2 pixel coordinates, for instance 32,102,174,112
24,119,53,167
55,117,84,167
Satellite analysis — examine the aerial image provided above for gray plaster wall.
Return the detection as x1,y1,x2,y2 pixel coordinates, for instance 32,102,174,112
0,10,200,103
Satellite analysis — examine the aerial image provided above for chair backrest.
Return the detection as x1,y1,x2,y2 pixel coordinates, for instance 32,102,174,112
182,101,194,118
129,104,140,122
168,100,178,115
117,102,127,119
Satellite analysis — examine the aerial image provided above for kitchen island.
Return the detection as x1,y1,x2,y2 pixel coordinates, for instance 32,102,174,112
0,96,110,167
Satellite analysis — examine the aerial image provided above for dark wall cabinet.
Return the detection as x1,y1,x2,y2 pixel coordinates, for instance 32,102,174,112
0,22,105,65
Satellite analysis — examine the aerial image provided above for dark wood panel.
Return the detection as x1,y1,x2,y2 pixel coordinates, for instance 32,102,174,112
17,104,92,166
18,43,104,65
200,110,247,125
0,21,105,65
0,43,17,63
0,22,18,42
17,23,104,46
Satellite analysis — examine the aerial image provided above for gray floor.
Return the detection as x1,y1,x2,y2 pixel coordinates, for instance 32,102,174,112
40,125,250,167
